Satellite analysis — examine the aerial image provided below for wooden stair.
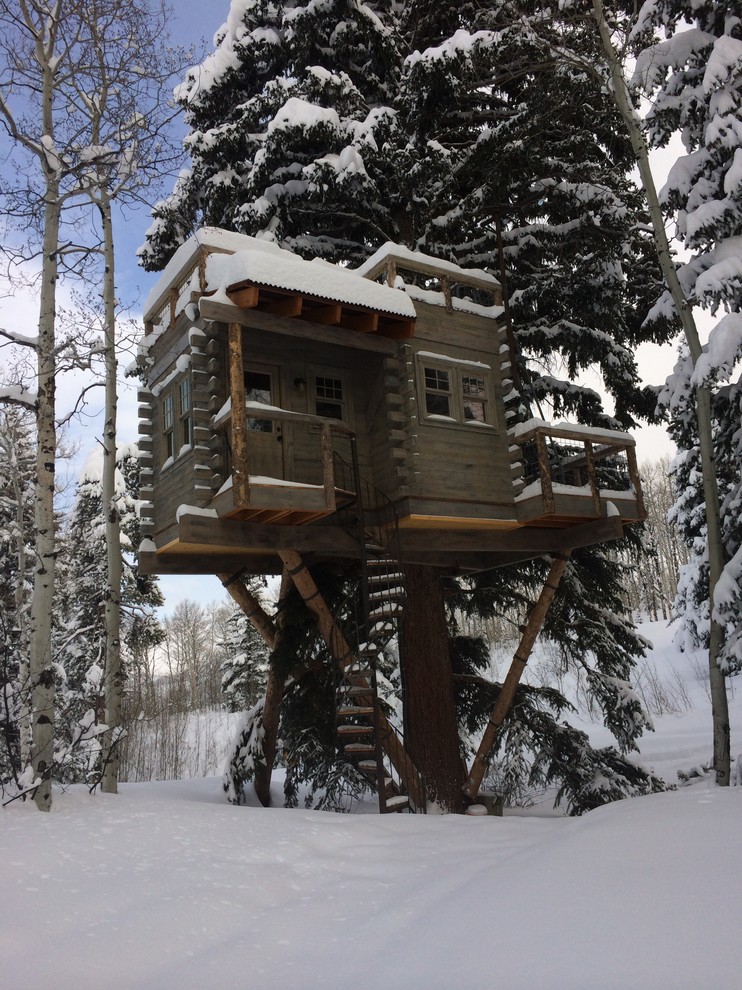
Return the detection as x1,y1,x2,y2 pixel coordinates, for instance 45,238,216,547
334,523,424,813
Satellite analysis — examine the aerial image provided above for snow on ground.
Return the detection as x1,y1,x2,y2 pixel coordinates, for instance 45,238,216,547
2,620,741,990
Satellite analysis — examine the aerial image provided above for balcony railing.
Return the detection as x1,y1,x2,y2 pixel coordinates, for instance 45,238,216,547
512,420,645,523
214,399,356,516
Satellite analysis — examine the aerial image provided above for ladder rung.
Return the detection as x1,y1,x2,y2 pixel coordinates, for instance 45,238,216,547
338,724,374,736
337,706,374,718
345,743,375,754
368,587,405,601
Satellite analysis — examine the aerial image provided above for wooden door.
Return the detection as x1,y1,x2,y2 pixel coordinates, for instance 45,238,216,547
244,364,285,481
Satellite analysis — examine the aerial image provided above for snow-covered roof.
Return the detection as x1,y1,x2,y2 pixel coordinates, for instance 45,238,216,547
356,242,501,291
143,228,278,318
207,246,416,319
143,227,417,322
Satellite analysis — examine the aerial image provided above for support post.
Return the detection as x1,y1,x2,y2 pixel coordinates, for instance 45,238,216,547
463,551,572,800
228,321,249,507
584,441,602,515
536,431,555,513
320,423,336,512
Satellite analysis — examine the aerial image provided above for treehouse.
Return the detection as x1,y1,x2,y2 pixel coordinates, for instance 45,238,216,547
137,228,644,577
136,227,646,814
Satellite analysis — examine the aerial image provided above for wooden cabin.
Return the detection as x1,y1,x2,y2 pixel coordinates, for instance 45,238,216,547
136,228,645,578
136,227,646,813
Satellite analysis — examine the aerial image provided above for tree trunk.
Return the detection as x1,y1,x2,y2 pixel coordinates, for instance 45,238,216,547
398,564,466,812
29,186,60,812
100,192,123,794
591,0,730,784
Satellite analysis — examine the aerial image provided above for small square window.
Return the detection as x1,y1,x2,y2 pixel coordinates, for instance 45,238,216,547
315,376,344,420
425,368,449,392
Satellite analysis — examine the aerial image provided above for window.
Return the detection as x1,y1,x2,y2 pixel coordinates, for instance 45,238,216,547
462,375,487,424
424,367,452,417
162,393,175,459
418,358,494,428
179,376,192,447
162,373,192,465
315,375,344,421
245,370,274,432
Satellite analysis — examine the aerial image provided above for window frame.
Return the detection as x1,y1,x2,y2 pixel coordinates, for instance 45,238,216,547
179,375,193,449
416,355,496,431
161,370,193,468
162,392,175,460
310,370,348,426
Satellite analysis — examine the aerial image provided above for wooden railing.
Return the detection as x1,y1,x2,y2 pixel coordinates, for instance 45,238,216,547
512,421,645,519
214,399,355,511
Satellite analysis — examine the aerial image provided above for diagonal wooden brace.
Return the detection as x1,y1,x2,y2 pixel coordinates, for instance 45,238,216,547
463,550,572,801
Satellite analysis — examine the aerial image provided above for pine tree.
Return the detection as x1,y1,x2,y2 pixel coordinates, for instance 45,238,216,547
633,0,742,681
56,445,163,783
220,596,270,712
140,0,407,269
0,408,36,796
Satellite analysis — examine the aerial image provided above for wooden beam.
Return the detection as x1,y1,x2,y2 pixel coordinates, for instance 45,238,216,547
177,514,360,555
535,431,555,514
626,445,646,520
341,308,378,333
398,514,624,555
278,549,355,667
228,321,249,507
463,551,572,800
228,285,260,309
263,294,303,318
302,302,342,326
198,297,399,354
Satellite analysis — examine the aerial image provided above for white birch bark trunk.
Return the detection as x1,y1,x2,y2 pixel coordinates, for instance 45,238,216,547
29,186,60,811
591,0,730,784
99,190,123,794
12,448,31,769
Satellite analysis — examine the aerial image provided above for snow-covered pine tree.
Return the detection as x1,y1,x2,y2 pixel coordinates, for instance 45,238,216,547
56,445,163,783
401,1,675,425
632,1,742,685
140,0,406,269
220,594,270,712
0,408,36,796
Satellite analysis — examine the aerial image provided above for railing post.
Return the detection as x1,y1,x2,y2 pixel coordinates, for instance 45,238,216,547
535,431,554,513
584,440,602,515
320,423,336,512
228,321,250,507
626,445,646,520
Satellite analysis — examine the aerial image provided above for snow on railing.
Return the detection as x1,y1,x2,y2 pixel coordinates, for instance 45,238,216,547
512,420,645,518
